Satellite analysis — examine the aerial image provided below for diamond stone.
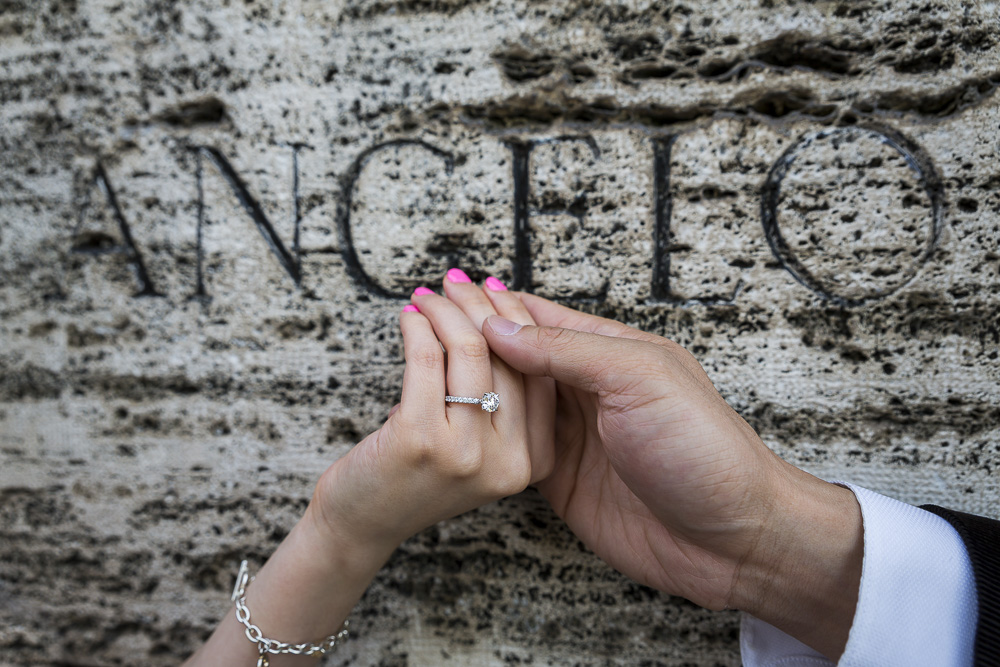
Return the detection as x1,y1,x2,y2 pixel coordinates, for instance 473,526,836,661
480,392,500,412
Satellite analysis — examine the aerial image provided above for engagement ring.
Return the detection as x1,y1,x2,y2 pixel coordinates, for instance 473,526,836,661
445,392,500,413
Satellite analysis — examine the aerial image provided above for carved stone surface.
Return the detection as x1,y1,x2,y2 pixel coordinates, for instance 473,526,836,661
2,1,999,665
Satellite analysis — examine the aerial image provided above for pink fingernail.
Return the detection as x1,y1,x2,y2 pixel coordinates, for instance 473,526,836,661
446,268,472,283
413,286,435,296
485,276,507,291
403,304,419,313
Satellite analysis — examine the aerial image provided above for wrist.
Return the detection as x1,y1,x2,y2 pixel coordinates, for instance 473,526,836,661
730,464,863,660
304,468,409,574
310,446,420,553
236,504,396,648
302,488,401,572
185,498,398,667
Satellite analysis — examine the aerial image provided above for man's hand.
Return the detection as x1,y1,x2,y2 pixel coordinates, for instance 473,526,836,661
483,293,863,660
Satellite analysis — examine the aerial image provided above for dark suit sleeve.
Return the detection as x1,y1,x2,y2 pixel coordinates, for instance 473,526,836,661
921,505,1000,667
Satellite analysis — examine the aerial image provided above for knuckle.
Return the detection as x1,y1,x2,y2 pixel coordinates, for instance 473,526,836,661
662,338,693,362
408,345,444,371
656,341,707,382
537,325,573,350
439,445,485,479
400,428,484,478
452,333,491,362
395,424,440,466
635,348,678,387
494,453,532,496
536,326,576,370
649,346,676,373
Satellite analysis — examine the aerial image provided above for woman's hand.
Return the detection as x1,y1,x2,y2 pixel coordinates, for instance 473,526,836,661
185,271,555,666
310,270,555,555
483,293,863,660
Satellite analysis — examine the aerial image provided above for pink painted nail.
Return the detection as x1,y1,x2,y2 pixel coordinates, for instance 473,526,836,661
413,286,435,296
446,268,472,283
485,276,507,291
403,304,419,313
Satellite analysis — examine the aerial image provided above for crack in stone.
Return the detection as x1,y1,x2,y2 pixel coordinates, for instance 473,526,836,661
457,69,1000,131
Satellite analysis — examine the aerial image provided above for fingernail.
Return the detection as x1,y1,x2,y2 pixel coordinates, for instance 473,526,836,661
485,276,507,292
487,315,522,336
413,286,435,296
446,268,472,283
403,304,419,313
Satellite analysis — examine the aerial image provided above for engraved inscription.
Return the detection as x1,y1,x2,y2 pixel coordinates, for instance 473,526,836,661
508,135,602,295
337,140,456,299
69,121,946,307
74,162,161,297
762,126,943,305
194,146,306,298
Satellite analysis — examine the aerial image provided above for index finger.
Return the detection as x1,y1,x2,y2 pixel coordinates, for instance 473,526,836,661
517,292,668,346
399,308,446,422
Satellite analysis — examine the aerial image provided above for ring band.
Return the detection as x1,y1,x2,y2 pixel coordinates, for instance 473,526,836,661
445,392,500,413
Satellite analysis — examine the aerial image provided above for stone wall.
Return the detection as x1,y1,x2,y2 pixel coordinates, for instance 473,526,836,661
2,1,999,664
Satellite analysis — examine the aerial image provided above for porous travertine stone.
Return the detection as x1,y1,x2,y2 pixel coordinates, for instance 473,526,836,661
2,1,999,665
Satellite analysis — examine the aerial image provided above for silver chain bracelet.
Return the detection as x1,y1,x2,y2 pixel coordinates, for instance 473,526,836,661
231,560,350,667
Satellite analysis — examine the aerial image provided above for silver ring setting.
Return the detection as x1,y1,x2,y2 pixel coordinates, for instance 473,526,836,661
445,392,500,413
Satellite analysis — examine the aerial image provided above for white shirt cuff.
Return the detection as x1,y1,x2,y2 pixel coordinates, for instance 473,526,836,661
740,483,978,666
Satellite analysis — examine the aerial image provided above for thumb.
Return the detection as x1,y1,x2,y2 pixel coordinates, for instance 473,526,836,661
484,315,647,394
